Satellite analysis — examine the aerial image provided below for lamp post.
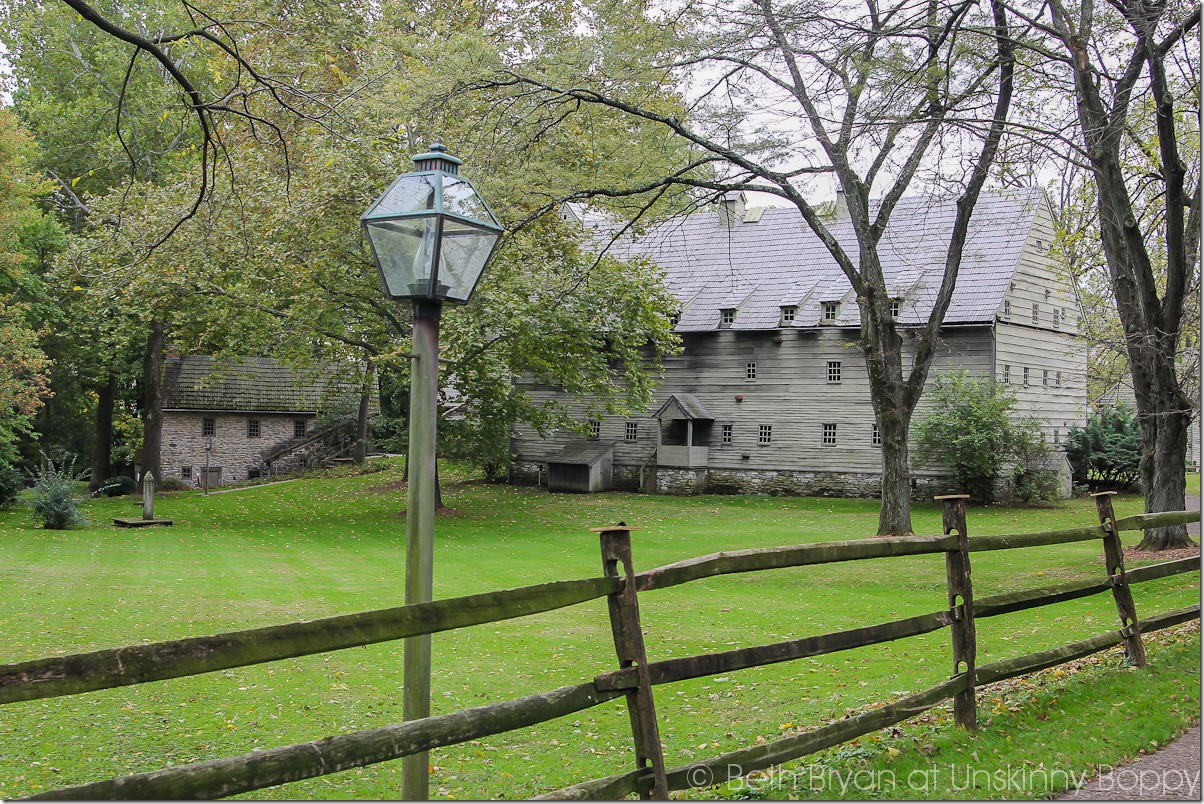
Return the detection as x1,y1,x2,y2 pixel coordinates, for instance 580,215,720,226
361,143,502,800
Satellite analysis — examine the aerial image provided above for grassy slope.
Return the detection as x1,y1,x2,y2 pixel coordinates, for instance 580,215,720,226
0,462,1197,799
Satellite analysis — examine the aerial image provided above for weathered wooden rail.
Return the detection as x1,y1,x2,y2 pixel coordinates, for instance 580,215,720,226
3,494,1199,800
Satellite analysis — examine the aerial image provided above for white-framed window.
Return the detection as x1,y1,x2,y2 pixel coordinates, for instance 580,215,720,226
1053,428,1060,444
822,301,839,323
758,424,772,445
247,418,261,438
890,299,901,320
588,420,601,440
1043,369,1050,387
822,423,837,446
1032,303,1040,324
1052,307,1061,329
827,361,842,383
871,423,881,446
746,361,757,380
1003,300,1011,319
670,312,681,328
721,424,733,445
780,305,797,325
625,421,638,441
720,308,736,326
202,417,216,438
1056,371,1062,387
1023,367,1030,386
1002,364,1011,384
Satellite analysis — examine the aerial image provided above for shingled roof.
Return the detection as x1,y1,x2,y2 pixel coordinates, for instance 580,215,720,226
162,356,366,413
599,189,1043,331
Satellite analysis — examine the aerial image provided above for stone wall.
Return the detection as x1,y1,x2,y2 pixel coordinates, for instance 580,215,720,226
162,412,317,487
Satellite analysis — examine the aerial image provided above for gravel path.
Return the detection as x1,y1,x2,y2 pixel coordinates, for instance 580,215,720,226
1059,727,1201,800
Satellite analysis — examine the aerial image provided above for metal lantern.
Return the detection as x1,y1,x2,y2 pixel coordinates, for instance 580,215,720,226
361,143,503,304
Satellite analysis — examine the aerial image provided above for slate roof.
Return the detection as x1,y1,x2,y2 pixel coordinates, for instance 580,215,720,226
598,189,1042,330
162,356,368,413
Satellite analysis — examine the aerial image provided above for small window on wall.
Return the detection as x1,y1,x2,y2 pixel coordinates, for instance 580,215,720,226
588,420,601,440
721,424,733,444
827,361,842,383
202,417,215,438
758,424,772,445
822,423,837,445
1023,367,1030,386
625,421,638,441
1003,300,1011,319
1056,371,1062,387
871,423,881,446
1053,429,1060,444
890,299,901,320
1002,364,1011,383
1043,370,1050,387
247,418,261,438
1052,308,1061,329
746,362,757,380
181,466,192,479
1032,303,1040,324
294,419,307,438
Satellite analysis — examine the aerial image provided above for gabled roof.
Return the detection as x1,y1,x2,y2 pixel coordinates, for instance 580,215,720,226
654,393,714,421
162,356,367,413
599,190,1043,330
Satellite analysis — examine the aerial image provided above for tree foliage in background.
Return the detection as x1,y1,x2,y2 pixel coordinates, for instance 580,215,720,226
1064,405,1143,491
1008,0,1200,548
912,371,1057,504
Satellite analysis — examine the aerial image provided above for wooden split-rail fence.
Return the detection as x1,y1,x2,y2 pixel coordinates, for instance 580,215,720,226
1,493,1199,800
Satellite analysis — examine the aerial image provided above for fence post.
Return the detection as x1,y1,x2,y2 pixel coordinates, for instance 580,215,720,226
1092,491,1147,667
936,494,976,731
593,524,668,800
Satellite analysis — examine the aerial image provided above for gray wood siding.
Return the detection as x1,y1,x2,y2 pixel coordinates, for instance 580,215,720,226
993,322,1088,441
995,207,1082,337
513,327,995,476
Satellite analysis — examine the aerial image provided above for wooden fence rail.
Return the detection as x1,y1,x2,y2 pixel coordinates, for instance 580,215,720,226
4,503,1199,801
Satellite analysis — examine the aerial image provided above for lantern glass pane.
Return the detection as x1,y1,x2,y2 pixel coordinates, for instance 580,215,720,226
441,176,496,225
372,175,436,217
438,220,500,303
364,218,438,298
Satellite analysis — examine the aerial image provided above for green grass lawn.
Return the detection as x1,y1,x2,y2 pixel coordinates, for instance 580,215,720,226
0,462,1198,799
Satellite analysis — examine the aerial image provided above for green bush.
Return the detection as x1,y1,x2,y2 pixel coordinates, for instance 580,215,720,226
98,475,137,496
29,458,87,529
0,462,23,509
912,370,1060,504
1064,405,1142,490
157,475,185,492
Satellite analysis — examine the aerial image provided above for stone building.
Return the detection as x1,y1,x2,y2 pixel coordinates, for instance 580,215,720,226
161,356,372,488
511,189,1087,496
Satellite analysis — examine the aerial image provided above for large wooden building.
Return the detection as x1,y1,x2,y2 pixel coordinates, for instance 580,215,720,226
511,189,1087,496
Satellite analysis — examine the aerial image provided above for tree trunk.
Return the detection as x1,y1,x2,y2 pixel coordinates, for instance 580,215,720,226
88,375,115,491
877,408,914,536
140,321,165,482
353,389,371,464
1135,403,1193,550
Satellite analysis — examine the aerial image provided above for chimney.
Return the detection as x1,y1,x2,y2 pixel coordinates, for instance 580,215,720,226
719,191,747,228
833,188,849,218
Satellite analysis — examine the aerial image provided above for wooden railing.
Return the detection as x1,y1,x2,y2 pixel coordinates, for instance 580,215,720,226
2,493,1199,800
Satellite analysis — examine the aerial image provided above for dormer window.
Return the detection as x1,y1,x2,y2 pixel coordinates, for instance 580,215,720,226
670,312,681,328
720,308,736,327
821,301,839,323
890,299,901,320
780,305,797,325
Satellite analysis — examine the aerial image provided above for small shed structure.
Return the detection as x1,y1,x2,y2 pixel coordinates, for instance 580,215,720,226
546,441,615,493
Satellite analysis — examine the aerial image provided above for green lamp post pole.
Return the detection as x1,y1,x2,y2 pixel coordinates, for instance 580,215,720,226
361,143,502,800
